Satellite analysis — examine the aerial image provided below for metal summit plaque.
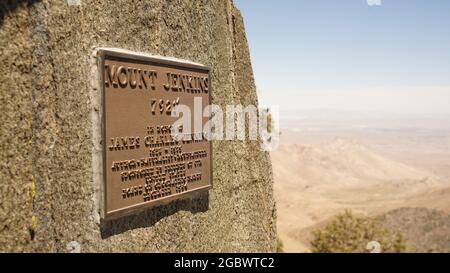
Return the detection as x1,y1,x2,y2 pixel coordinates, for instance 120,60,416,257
98,49,212,219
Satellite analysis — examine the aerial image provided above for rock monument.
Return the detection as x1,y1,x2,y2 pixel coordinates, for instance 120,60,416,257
0,0,276,252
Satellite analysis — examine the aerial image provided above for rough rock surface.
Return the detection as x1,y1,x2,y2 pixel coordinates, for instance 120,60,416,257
0,0,276,252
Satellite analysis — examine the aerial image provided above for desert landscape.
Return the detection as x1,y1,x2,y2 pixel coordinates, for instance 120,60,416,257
272,110,450,252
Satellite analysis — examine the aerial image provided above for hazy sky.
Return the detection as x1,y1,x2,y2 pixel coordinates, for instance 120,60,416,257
234,0,450,114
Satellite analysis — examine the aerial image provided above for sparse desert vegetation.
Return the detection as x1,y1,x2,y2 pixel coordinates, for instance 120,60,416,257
272,113,450,252
311,210,407,253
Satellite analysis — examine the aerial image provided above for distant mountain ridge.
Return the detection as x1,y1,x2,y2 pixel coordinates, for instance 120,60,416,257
273,139,442,189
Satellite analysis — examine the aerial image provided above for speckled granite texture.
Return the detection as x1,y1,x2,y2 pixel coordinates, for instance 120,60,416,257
0,0,276,252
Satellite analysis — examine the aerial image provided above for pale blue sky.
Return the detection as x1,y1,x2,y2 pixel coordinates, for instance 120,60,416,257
235,0,450,114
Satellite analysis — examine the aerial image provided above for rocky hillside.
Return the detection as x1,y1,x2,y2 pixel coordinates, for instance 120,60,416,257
378,207,450,253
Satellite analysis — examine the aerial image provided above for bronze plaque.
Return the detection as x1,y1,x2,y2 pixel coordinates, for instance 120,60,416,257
99,49,212,219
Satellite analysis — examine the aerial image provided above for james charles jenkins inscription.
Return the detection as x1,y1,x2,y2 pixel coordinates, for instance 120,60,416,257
99,50,212,219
